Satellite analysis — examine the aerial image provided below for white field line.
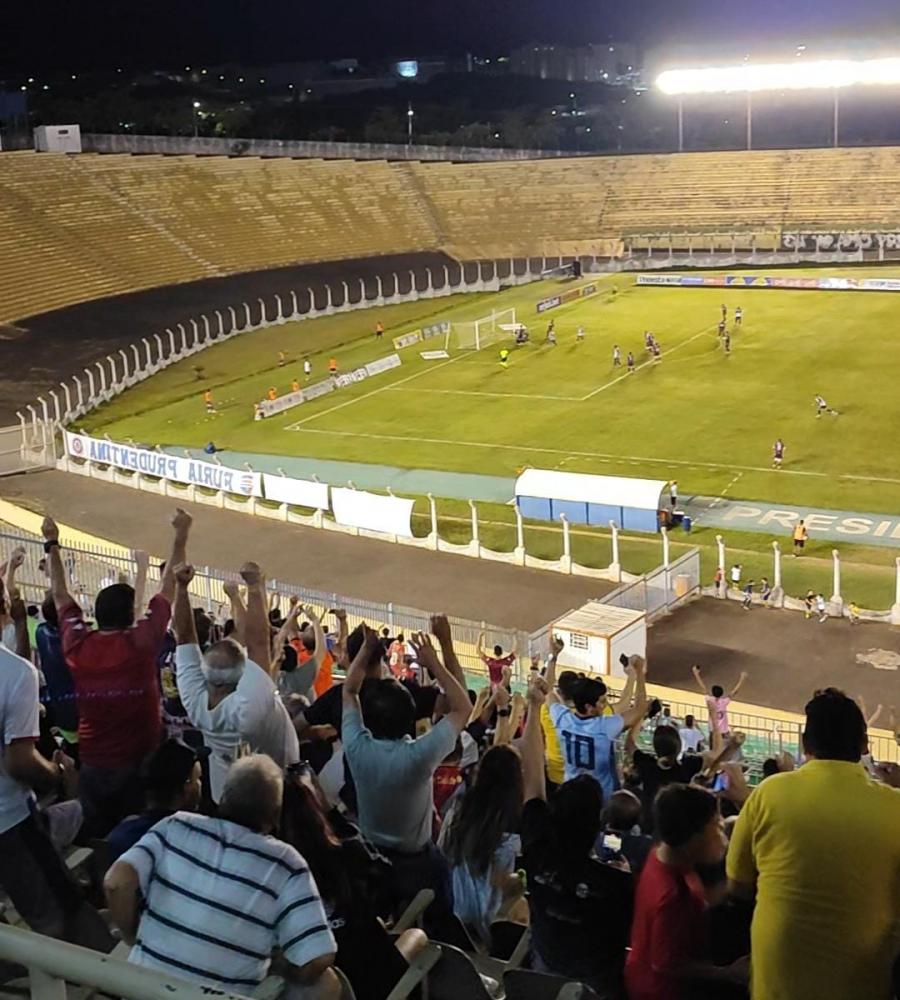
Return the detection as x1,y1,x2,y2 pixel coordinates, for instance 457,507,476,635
284,352,470,429
580,325,716,401
382,324,716,404
386,386,580,401
284,426,900,486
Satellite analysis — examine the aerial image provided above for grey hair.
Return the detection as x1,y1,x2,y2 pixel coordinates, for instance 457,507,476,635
218,754,284,833
201,638,246,688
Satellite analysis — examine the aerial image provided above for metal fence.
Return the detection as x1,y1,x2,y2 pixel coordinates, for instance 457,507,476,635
601,547,701,620
0,527,530,680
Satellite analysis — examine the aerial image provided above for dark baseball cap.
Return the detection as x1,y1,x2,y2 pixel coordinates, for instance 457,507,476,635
141,738,208,796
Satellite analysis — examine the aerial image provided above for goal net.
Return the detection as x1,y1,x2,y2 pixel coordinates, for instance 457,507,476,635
449,308,517,352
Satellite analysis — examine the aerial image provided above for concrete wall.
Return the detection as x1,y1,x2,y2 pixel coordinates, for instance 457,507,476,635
81,132,582,162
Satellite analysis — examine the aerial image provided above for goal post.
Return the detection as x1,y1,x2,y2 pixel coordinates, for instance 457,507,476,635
448,308,517,352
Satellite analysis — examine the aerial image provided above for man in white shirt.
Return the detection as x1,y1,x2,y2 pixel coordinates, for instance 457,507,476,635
678,714,705,754
104,754,337,997
0,580,110,947
173,563,298,802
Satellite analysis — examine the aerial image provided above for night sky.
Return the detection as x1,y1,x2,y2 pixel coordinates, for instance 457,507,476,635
2,0,898,73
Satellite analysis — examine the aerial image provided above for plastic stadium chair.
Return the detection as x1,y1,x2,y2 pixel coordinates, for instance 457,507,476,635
503,968,603,1000
427,942,502,1000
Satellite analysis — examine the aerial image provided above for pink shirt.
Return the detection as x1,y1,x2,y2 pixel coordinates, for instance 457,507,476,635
706,695,731,734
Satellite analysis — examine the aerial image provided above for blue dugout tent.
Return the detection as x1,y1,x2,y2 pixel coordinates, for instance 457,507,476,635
515,469,667,533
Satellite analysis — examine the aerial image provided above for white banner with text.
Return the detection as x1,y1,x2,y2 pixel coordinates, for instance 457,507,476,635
64,432,263,497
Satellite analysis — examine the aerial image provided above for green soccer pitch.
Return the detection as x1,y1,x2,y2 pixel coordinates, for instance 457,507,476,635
79,267,900,609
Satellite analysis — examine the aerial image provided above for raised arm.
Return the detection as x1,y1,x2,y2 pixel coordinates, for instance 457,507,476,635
431,614,466,690
159,509,193,604
331,608,349,669
9,586,30,661
5,546,25,604
729,670,749,699
343,624,380,711
411,631,471,732
132,550,150,617
522,674,549,802
172,564,198,646
618,656,649,729
477,631,486,660
545,635,564,704
303,604,327,674
223,579,247,645
240,562,269,669
492,680,512,746
271,597,301,668
41,518,73,611
691,664,707,695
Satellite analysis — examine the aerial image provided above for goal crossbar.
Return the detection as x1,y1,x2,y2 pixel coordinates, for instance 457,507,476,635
449,308,517,351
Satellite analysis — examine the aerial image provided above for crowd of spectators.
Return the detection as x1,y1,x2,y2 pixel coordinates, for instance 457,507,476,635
0,507,898,999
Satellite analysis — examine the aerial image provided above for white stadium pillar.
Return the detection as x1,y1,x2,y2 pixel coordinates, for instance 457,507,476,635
428,493,439,549
560,513,572,573
716,534,726,598
830,549,842,608
892,558,900,624
469,500,480,556
772,540,782,590
515,507,525,565
609,520,621,580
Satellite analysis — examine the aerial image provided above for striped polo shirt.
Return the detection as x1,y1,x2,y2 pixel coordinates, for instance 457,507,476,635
120,812,335,989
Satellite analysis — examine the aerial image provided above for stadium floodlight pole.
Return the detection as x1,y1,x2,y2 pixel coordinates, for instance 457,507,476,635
746,91,752,151
677,98,684,152
192,100,201,138
407,102,414,147
833,88,840,147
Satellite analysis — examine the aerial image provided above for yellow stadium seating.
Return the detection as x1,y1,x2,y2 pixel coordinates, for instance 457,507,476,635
3,146,900,322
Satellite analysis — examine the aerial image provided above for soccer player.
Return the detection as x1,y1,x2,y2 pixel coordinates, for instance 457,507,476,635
613,344,621,367
328,357,338,375
721,303,727,322
545,319,556,342
291,377,300,393
626,351,635,374
717,318,726,337
303,357,312,380
792,519,808,557
203,389,215,413
499,347,510,368
652,341,661,362
734,306,743,326
644,330,654,352
724,330,731,354
669,480,678,508
576,325,585,343
375,320,384,339
267,386,277,401
278,351,286,367
773,438,784,468
814,394,838,417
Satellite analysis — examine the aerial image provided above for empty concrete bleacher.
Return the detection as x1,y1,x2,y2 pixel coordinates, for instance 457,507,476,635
0,152,439,323
4,146,900,323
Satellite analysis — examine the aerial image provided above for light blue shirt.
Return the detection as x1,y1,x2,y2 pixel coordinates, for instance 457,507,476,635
342,701,457,852
549,702,624,797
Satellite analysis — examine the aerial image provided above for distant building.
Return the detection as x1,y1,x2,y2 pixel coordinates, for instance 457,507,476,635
510,42,639,85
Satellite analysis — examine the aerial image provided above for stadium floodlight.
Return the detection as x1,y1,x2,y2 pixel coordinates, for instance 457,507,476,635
656,56,900,152
656,57,900,95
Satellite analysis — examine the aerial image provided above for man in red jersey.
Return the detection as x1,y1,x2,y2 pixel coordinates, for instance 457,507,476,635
42,509,192,836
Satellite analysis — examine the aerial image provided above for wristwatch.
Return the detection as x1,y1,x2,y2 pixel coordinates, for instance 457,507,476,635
497,708,512,717
43,539,60,553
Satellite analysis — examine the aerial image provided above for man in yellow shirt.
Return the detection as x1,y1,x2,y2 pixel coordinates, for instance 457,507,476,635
727,688,900,1000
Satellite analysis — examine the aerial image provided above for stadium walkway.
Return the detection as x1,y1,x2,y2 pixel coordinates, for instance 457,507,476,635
0,470,610,632
174,448,900,546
